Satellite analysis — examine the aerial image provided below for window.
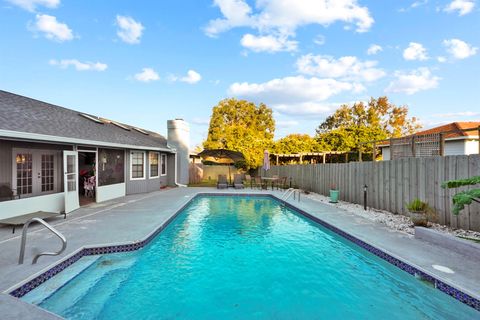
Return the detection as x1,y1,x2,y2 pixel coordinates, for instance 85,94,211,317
98,148,125,186
41,154,54,192
130,151,145,179
66,154,76,192
149,152,159,178
161,154,167,176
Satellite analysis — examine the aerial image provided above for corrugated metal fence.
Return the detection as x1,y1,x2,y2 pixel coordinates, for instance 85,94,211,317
266,154,480,231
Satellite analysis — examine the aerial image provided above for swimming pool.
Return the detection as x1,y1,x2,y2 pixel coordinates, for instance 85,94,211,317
23,196,478,319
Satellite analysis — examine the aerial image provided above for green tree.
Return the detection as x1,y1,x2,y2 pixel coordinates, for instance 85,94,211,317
273,134,319,154
204,98,275,169
315,97,421,152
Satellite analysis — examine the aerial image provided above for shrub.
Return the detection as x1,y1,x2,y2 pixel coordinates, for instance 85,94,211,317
406,198,428,212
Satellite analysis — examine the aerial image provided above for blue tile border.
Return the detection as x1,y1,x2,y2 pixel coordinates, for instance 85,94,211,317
9,192,480,312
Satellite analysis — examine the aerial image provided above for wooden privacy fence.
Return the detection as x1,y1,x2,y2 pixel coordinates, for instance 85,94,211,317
189,164,243,184
266,154,480,231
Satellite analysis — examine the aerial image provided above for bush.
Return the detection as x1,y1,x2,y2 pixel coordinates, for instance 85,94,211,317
406,198,428,212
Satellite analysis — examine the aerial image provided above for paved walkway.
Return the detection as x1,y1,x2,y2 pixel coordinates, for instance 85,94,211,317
0,187,479,319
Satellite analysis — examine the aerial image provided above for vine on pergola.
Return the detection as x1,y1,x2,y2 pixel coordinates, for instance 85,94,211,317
441,176,480,215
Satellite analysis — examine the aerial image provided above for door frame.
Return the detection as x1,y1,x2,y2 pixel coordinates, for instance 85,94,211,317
77,148,98,203
63,150,80,213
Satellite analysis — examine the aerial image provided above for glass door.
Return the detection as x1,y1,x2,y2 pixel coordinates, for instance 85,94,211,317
63,151,80,213
15,152,33,197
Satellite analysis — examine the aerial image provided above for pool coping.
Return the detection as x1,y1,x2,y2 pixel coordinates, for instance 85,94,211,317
5,192,480,312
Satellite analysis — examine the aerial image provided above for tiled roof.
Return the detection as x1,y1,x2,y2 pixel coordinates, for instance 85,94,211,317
414,122,480,139
0,90,170,150
378,122,480,147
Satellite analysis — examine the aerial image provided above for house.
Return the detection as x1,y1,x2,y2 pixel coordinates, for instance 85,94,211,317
380,122,479,161
0,90,189,219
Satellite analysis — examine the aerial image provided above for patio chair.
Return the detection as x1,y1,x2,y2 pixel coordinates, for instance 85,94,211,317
233,174,245,189
244,175,253,188
0,184,19,202
253,176,263,189
272,175,279,190
278,177,288,189
84,176,96,198
217,175,228,189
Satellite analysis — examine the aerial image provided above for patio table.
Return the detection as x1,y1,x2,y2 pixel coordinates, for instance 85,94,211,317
261,177,279,190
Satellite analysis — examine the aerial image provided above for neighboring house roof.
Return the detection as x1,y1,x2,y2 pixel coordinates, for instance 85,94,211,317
379,121,480,147
414,122,480,139
0,90,170,150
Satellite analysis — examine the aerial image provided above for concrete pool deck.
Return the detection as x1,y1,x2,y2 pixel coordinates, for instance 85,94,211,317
0,187,479,319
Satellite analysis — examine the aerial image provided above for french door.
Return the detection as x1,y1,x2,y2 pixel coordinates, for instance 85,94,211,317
12,149,58,198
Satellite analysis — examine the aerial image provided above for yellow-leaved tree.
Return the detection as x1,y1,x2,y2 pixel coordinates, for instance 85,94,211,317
203,98,275,169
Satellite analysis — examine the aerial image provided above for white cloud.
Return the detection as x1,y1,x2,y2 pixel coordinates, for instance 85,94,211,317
134,68,160,82
386,68,440,95
205,0,374,54
49,59,107,71
313,34,326,46
444,0,475,16
403,42,429,61
180,70,202,84
31,14,73,42
6,0,59,12
296,54,386,82
399,0,430,12
116,15,144,44
228,76,364,117
240,33,297,52
411,0,429,8
273,102,336,116
204,0,253,37
276,120,300,128
205,0,374,36
443,38,478,59
437,56,447,63
367,44,382,55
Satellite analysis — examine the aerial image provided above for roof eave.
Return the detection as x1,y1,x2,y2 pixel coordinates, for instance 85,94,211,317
0,129,173,152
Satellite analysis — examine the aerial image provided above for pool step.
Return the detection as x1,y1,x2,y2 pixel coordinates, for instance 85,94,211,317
60,266,133,318
22,255,101,305
38,254,137,317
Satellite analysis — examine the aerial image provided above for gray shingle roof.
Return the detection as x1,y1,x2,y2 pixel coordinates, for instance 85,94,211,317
0,90,170,150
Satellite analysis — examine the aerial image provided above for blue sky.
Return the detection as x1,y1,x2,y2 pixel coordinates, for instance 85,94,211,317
0,0,479,148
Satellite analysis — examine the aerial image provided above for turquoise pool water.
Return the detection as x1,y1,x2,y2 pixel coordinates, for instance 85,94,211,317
38,196,477,319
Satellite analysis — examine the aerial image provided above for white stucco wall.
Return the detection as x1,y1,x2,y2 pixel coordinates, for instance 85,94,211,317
465,139,479,155
0,193,64,220
96,183,126,203
167,119,190,185
381,147,390,161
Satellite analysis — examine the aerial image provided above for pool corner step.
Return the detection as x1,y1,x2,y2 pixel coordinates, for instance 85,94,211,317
21,255,101,305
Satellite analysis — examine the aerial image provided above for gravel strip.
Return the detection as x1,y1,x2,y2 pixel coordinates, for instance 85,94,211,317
303,192,480,241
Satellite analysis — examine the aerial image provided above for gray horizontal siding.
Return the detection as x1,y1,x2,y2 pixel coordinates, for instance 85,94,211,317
0,140,12,188
126,150,171,194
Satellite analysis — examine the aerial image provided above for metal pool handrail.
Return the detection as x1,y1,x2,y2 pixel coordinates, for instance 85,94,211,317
281,188,300,202
19,218,67,265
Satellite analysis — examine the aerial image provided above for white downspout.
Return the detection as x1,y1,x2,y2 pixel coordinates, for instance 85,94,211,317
174,151,187,187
